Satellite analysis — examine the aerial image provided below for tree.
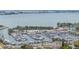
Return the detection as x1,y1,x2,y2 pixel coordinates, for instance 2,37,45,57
57,22,73,28
60,43,72,49
21,44,33,49
60,39,72,49
0,39,4,43
74,40,79,48
57,22,59,27
62,39,65,47
76,26,79,32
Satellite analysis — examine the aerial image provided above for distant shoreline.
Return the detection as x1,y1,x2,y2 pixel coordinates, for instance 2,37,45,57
0,10,79,15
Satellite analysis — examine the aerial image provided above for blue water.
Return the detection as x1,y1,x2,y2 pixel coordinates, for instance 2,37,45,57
0,13,79,28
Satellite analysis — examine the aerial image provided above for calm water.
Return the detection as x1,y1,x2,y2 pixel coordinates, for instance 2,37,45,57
0,13,79,28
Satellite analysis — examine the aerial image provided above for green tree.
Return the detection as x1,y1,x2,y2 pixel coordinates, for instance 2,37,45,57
21,44,33,49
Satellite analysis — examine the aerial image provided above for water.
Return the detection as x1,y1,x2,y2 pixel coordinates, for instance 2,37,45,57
0,13,79,44
0,13,79,28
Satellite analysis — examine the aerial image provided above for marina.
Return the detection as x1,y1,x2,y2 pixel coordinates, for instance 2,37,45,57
0,10,79,49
